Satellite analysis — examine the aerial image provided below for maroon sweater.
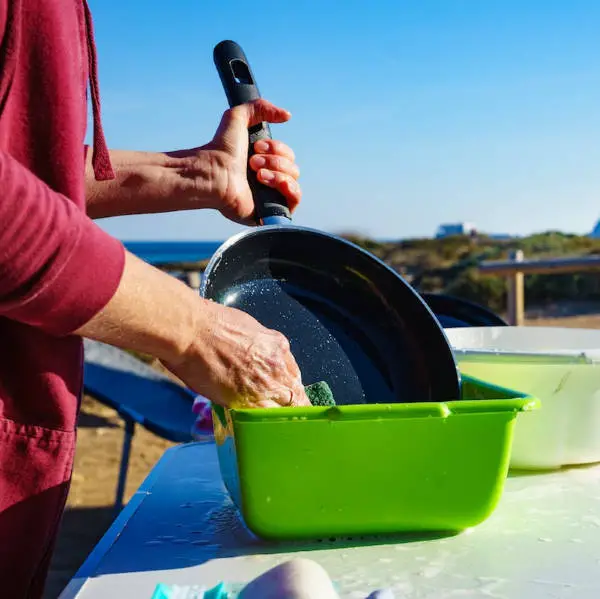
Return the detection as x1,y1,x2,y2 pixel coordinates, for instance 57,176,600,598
0,1,125,595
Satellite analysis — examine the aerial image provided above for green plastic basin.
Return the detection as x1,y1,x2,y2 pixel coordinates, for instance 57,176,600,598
212,375,539,540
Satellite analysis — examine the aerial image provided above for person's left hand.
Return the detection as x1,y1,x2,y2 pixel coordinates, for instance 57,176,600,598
173,98,301,224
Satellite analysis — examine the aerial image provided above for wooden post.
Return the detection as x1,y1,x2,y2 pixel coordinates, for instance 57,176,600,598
506,250,524,326
186,271,201,293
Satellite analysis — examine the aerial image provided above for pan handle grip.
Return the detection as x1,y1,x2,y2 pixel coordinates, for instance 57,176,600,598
213,40,292,225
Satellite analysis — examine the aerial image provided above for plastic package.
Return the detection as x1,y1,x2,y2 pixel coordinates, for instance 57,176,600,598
151,582,243,598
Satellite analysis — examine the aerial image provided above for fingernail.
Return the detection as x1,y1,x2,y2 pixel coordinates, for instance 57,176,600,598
252,155,266,168
260,169,275,182
255,140,269,153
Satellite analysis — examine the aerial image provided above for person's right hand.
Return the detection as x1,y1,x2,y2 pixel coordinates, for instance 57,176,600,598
76,251,308,410
163,299,311,409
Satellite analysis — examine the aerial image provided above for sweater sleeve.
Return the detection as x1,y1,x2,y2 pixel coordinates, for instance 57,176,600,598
0,150,126,336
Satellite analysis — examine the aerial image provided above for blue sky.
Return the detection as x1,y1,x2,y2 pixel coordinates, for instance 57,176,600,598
88,0,600,241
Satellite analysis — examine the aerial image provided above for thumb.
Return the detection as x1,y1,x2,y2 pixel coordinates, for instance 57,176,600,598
231,98,291,128
212,98,291,156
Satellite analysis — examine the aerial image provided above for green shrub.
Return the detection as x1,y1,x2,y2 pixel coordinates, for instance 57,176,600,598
444,268,506,312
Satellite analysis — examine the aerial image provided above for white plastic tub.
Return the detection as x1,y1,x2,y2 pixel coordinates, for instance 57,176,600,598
446,326,600,470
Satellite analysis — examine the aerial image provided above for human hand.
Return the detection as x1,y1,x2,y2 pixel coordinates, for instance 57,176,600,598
208,98,301,224
163,299,310,409
172,98,301,224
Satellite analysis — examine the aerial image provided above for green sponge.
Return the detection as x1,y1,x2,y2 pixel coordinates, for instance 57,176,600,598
305,381,336,407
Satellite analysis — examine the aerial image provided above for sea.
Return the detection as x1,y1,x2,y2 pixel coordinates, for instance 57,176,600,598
123,241,223,266
123,236,427,266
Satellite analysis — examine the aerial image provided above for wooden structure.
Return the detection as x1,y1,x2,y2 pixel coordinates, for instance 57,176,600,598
479,253,600,325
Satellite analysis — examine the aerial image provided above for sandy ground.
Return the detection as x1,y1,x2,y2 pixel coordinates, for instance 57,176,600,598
43,310,600,598
526,314,600,329
43,397,176,598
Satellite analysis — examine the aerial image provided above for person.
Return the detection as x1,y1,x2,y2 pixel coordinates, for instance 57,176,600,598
0,1,310,596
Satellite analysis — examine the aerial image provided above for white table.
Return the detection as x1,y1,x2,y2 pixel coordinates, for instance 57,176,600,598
60,443,600,598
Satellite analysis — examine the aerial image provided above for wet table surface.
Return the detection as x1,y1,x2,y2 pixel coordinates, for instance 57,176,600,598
59,442,600,599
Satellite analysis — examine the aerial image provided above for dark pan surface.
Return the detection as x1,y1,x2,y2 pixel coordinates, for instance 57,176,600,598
421,293,508,328
202,227,460,406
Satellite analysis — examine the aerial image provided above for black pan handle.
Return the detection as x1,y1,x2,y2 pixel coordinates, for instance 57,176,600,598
213,40,292,225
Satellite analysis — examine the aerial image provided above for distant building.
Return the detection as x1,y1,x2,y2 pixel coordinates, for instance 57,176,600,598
435,222,477,239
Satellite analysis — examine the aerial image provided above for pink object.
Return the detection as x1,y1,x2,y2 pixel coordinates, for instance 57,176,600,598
191,397,214,440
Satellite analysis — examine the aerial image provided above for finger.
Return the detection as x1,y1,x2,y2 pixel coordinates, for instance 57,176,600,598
249,154,300,180
255,397,283,409
212,100,291,160
269,385,310,408
223,99,290,137
253,139,295,162
292,385,311,407
281,353,303,387
257,170,302,211
280,353,311,408
233,98,291,127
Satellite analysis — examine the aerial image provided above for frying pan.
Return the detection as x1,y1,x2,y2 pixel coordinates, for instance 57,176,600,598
201,40,460,405
421,293,508,328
